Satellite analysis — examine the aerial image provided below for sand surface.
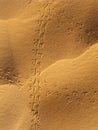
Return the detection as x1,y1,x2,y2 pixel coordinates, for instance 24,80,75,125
0,0,98,130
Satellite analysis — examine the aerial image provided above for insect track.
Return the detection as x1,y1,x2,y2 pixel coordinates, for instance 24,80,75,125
28,0,54,130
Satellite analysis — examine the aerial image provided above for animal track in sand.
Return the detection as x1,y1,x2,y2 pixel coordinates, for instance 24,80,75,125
0,0,98,130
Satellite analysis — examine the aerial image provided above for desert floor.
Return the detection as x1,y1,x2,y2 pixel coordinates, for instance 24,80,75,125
0,0,98,130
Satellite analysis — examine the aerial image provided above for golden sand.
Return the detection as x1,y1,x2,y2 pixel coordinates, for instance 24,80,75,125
0,0,98,130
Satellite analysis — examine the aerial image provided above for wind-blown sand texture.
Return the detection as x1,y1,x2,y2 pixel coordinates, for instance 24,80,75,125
0,0,98,130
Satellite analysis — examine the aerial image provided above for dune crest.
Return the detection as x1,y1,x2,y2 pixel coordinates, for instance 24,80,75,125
0,0,98,130
40,43,98,130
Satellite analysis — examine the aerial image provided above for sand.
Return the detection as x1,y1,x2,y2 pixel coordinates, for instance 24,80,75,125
0,0,98,130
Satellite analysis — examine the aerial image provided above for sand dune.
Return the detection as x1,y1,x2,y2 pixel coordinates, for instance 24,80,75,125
41,0,98,70
40,42,98,130
0,0,98,130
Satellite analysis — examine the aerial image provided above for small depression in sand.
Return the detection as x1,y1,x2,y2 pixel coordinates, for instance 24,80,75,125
0,0,98,130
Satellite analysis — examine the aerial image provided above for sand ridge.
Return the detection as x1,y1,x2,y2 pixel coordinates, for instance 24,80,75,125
0,0,98,130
